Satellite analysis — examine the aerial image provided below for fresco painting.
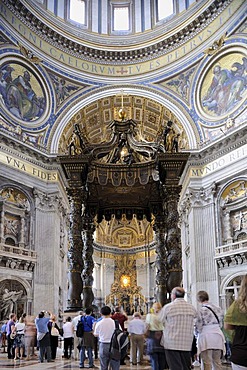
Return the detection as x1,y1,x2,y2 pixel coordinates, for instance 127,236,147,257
200,53,247,117
0,62,46,121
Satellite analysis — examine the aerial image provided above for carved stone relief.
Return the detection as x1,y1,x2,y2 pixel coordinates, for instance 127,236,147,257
0,279,26,320
220,180,247,244
0,187,31,248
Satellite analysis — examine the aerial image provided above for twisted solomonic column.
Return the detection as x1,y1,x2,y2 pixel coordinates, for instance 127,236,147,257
81,210,96,308
153,214,168,306
164,186,183,295
67,187,85,311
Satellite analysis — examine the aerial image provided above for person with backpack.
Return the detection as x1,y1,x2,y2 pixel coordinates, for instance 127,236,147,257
79,308,96,369
112,306,128,365
94,306,120,370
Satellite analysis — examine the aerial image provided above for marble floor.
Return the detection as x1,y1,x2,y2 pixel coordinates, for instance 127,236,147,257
0,353,231,370
0,348,232,370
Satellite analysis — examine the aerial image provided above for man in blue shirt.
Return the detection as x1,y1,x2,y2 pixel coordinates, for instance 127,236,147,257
35,311,53,363
79,308,96,369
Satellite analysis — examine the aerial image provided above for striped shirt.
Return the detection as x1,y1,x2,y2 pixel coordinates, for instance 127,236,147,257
159,298,197,351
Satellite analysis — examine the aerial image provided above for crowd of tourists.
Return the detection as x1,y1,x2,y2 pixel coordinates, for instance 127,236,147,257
1,273,246,370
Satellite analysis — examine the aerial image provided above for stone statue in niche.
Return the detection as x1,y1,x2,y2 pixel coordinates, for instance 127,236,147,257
4,218,19,237
163,120,179,152
68,131,82,155
163,120,173,150
231,209,247,234
67,124,85,156
1,288,23,320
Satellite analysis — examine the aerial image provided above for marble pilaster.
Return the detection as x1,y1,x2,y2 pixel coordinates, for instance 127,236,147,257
180,184,219,306
32,189,67,314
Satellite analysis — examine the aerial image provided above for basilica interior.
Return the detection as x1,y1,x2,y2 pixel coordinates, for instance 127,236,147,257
0,0,246,326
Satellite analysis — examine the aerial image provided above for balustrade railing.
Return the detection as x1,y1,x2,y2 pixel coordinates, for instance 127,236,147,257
0,243,37,259
215,239,247,257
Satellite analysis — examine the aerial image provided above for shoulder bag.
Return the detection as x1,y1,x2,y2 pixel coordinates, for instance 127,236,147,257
51,322,60,336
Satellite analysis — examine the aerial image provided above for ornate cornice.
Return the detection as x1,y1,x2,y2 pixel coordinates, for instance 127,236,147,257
0,132,54,163
188,124,247,166
2,0,234,65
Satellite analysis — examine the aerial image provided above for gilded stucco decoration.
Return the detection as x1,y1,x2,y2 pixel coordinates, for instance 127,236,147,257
18,44,42,64
106,254,145,312
0,187,30,210
204,34,227,56
96,214,154,249
221,180,247,203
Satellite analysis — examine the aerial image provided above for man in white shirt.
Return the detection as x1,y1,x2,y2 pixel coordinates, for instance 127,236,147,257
128,312,146,365
62,316,74,359
94,306,120,370
72,311,83,360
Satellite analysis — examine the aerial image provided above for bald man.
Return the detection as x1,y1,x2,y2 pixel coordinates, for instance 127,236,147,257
159,287,197,370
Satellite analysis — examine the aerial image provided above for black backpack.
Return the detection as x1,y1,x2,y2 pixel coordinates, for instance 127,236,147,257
76,317,85,338
109,320,129,361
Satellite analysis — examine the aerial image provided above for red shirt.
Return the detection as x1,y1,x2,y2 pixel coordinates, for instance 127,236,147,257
111,312,128,331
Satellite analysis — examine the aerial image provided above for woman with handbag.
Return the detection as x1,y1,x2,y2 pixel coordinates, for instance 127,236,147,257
145,302,168,370
195,290,225,370
47,314,60,360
